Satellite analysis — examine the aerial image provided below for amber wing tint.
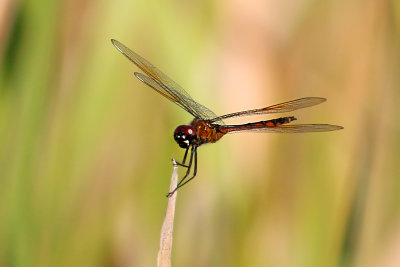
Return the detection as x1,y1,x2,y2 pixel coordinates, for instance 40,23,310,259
224,124,343,133
211,97,326,123
111,39,220,121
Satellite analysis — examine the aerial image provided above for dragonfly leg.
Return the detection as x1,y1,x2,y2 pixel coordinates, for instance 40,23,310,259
174,147,190,168
174,148,197,190
166,146,196,197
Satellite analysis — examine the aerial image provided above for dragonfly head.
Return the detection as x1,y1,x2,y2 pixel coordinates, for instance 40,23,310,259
174,125,197,148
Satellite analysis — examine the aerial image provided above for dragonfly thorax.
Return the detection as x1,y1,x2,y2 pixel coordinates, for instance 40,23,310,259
174,125,197,148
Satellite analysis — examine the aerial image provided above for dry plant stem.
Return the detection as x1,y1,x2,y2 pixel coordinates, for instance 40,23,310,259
157,159,178,267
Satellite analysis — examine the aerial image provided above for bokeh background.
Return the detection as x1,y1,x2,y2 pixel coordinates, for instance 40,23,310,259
1,0,399,266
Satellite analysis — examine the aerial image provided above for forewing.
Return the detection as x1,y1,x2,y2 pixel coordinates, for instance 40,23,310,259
211,97,326,122
227,124,343,133
111,39,219,120
134,73,195,115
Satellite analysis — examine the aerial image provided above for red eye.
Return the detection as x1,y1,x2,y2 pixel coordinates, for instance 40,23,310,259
174,125,197,148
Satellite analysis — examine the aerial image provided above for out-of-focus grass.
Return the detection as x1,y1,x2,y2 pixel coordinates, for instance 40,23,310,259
0,0,399,266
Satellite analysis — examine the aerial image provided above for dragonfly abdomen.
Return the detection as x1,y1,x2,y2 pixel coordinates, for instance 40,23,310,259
220,116,297,133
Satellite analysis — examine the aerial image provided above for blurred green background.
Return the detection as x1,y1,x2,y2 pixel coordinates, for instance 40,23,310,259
1,0,399,266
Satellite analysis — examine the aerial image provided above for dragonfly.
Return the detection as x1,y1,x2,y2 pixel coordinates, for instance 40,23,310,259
111,39,343,197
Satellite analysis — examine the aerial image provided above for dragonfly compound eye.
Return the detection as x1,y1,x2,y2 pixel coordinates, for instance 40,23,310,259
174,125,197,148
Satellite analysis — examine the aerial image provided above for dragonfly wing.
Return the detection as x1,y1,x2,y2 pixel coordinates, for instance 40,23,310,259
112,39,220,121
211,97,326,122
134,73,197,116
226,124,343,133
